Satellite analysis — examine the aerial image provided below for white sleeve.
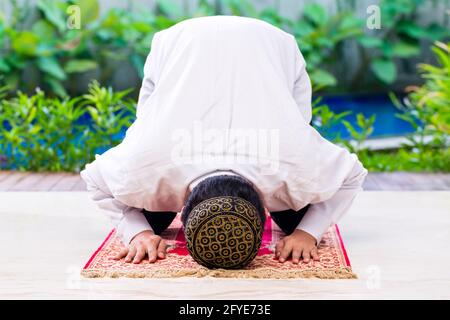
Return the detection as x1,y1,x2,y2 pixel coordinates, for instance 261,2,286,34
296,160,367,244
291,36,312,124
80,164,153,244
136,31,163,118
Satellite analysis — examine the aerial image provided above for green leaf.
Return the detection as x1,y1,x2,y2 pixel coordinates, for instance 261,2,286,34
392,41,421,58
310,69,337,88
29,125,42,135
316,37,334,48
398,21,428,39
44,76,67,97
381,42,394,57
31,20,56,41
12,32,39,56
0,58,10,72
342,120,359,139
5,73,19,90
425,24,449,41
358,36,383,48
224,0,258,17
77,0,100,25
356,113,366,128
87,106,99,122
37,57,67,80
36,43,57,56
132,21,153,33
370,59,397,84
396,113,418,129
293,20,315,37
260,8,286,27
153,15,177,30
25,107,37,124
37,0,67,32
303,3,328,26
339,15,363,30
64,59,98,73
156,0,183,17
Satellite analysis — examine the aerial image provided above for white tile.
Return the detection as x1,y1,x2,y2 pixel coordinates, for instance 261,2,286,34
0,191,449,299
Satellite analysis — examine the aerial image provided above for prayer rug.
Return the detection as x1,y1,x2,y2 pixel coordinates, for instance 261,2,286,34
81,214,356,279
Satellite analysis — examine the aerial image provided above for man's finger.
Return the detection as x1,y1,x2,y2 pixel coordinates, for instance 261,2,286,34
125,246,137,263
133,245,146,264
311,247,320,261
302,250,311,263
157,239,167,259
148,239,160,263
114,247,128,260
275,239,284,258
279,242,293,263
291,248,302,264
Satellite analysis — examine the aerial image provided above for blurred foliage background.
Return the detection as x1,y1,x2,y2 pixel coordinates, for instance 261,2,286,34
0,0,449,172
0,0,448,96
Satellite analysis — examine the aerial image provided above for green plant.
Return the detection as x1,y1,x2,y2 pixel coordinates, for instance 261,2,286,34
82,80,135,156
390,41,450,170
0,89,84,170
290,3,363,90
1,1,449,174
356,41,450,173
355,147,450,172
311,98,352,141
342,113,376,153
0,83,8,99
408,41,450,134
0,0,100,96
0,0,182,97
0,81,135,172
354,0,449,85
207,1,362,90
0,0,30,91
89,6,178,84
1,0,448,96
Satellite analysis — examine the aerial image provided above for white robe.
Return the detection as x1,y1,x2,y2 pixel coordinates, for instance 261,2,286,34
81,16,367,244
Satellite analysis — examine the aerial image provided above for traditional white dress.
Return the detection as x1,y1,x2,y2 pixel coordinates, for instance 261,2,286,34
81,15,367,244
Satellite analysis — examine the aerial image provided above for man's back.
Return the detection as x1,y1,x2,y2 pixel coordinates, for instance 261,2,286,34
80,16,367,259
82,15,363,217
136,15,306,127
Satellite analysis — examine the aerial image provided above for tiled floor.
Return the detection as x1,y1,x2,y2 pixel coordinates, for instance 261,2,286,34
1,170,449,299
0,171,87,191
0,171,450,191
1,191,449,299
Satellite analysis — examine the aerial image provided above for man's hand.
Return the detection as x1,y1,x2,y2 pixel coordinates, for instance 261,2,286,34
114,230,167,264
275,229,319,264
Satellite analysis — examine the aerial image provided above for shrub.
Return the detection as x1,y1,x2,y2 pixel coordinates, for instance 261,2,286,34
0,81,135,171
389,41,450,171
1,0,447,96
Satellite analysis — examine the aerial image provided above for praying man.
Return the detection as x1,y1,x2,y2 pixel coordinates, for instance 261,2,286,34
81,15,367,269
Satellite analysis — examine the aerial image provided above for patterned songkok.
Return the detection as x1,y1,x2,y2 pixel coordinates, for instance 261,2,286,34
184,196,264,269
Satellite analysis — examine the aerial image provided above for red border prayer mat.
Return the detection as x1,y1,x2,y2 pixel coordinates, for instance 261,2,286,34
82,215,356,279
